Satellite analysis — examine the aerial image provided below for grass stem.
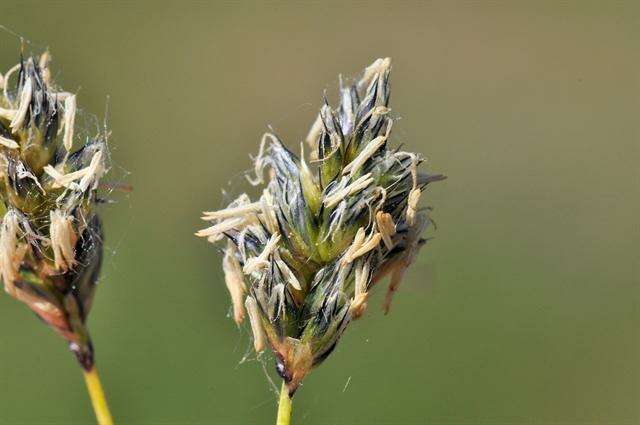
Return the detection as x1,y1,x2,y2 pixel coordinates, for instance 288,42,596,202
83,365,114,425
276,380,292,425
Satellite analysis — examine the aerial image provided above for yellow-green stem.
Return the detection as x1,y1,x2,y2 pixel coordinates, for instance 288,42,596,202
83,365,114,425
276,380,292,425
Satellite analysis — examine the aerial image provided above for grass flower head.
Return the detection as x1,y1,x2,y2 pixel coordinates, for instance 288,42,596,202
0,49,113,424
198,58,445,411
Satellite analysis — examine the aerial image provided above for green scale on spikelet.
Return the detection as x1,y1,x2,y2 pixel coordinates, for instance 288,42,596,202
197,58,445,395
0,52,108,369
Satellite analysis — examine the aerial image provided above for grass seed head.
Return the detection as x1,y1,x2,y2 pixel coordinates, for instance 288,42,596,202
198,58,445,395
0,51,108,370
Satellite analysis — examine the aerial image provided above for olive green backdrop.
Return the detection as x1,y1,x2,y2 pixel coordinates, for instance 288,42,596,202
0,1,637,424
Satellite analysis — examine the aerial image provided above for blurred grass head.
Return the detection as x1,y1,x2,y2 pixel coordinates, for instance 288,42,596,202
0,49,108,369
198,58,445,396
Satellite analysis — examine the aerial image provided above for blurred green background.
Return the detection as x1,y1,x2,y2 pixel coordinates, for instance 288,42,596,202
0,1,637,424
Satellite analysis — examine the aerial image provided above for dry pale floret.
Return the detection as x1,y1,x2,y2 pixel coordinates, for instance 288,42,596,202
10,76,32,132
344,113,392,178
259,189,278,234
323,174,374,208
349,261,370,318
195,217,245,241
409,154,419,189
354,261,370,297
223,248,246,325
358,57,391,89
342,227,382,264
63,95,77,151
243,233,280,274
342,227,366,264
0,211,19,294
43,151,103,194
0,135,18,149
342,134,388,176
38,51,51,85
406,188,421,226
245,295,265,352
201,201,261,221
78,150,104,192
49,209,77,271
44,165,87,190
350,232,382,260
376,211,396,250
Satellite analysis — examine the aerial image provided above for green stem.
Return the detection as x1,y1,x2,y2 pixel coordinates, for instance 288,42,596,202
276,380,292,425
82,365,114,425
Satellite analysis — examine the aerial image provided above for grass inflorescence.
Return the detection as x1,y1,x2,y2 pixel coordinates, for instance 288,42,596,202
197,57,446,418
0,48,113,424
